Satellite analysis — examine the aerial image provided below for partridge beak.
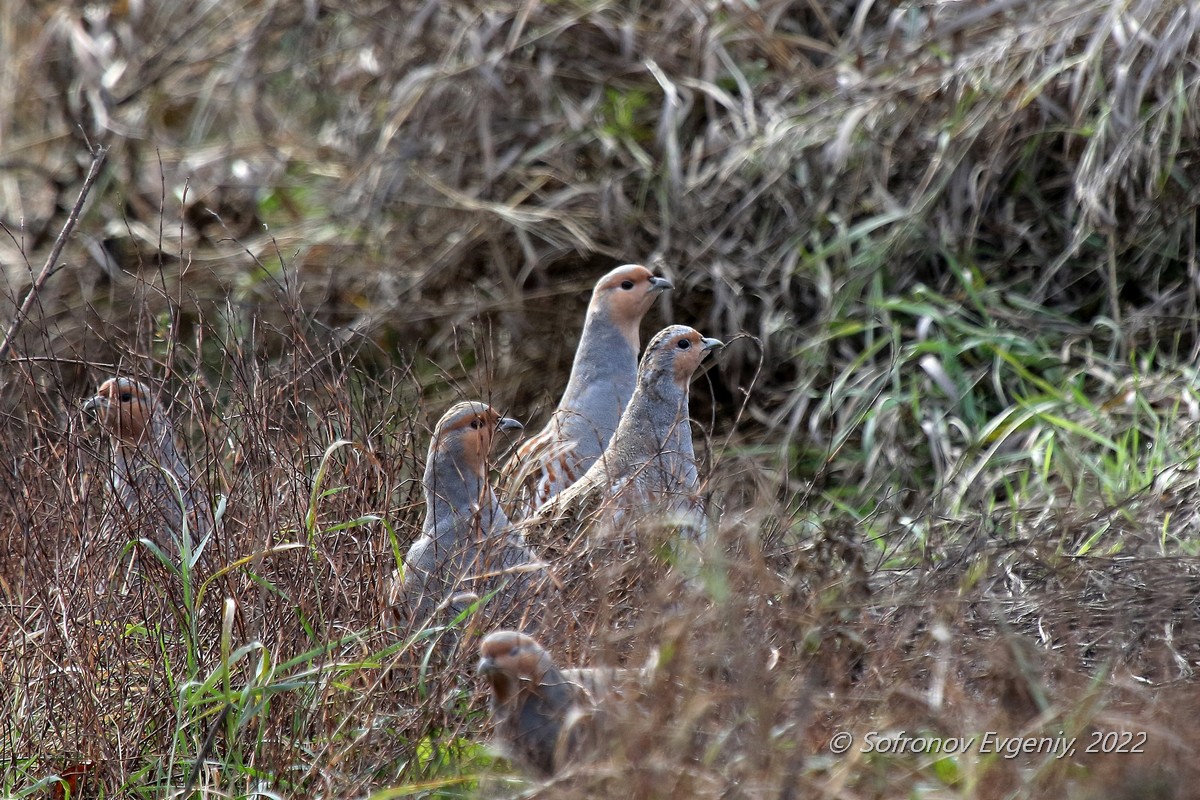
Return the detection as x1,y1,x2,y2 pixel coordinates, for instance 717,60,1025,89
497,417,524,433
649,276,674,292
477,656,498,676
82,395,107,417
700,337,725,351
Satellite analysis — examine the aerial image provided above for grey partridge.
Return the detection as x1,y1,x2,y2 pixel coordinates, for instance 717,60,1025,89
478,630,612,777
501,265,672,520
393,402,548,632
83,377,212,559
521,325,724,552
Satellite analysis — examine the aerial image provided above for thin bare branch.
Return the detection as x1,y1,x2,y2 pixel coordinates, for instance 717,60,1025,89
0,146,106,362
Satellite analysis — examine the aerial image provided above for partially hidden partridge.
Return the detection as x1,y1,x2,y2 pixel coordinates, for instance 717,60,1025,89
83,377,213,558
393,402,548,632
479,630,639,777
521,325,723,550
501,265,673,520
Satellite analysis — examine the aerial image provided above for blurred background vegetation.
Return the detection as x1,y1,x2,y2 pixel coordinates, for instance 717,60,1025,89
5,0,1200,797
7,0,1200,499
6,0,1197,416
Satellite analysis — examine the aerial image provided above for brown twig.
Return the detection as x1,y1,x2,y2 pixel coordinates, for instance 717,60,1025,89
0,146,107,362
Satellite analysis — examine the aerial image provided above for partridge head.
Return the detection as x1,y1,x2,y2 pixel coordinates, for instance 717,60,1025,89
84,377,166,445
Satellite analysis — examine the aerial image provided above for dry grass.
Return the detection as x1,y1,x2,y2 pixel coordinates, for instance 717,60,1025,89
4,0,1200,797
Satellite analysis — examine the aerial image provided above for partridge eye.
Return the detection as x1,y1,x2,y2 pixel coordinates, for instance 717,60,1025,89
119,392,133,402
677,339,691,350
620,280,635,290
469,418,484,430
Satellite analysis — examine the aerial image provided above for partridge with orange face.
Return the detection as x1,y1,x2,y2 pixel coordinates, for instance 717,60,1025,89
478,630,606,777
83,377,212,557
501,265,672,519
393,402,547,631
521,325,724,549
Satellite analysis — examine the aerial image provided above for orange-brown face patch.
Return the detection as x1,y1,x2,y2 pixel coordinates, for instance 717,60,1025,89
480,630,533,662
479,631,548,686
445,407,497,467
88,378,157,443
434,402,519,474
669,330,710,386
592,264,669,346
594,264,654,294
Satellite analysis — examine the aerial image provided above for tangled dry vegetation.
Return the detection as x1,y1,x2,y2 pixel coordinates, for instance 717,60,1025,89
5,0,1200,797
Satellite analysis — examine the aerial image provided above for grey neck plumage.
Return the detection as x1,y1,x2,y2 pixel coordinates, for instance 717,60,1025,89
423,441,506,542
608,369,695,482
551,307,638,458
114,415,191,487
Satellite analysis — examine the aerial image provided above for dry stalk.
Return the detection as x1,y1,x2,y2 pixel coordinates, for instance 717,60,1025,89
0,146,106,362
